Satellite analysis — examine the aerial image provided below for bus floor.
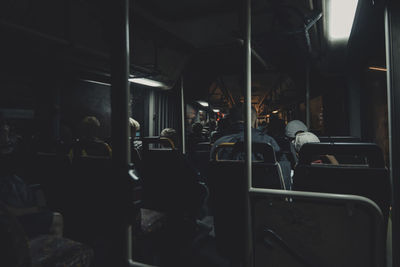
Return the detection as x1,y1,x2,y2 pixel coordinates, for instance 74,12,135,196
134,215,230,267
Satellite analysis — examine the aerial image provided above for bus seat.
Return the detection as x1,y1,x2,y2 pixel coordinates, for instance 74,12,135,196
20,153,72,211
140,137,206,217
190,142,212,181
293,143,391,227
0,202,93,267
318,136,361,143
207,142,286,263
211,142,285,189
251,189,385,267
297,142,385,167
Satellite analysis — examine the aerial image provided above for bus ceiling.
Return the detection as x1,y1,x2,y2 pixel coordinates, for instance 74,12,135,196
0,0,376,92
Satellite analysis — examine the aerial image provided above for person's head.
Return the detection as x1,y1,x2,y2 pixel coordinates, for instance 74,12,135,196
186,105,196,125
268,117,286,137
129,118,140,138
229,104,258,128
294,132,320,153
199,110,206,121
208,120,217,132
285,120,308,139
160,128,178,148
217,116,231,133
192,122,203,135
81,116,101,139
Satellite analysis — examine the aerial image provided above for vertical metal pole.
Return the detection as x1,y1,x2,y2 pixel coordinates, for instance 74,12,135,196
306,63,311,128
244,0,253,266
180,77,186,154
149,90,155,136
110,0,131,266
385,2,400,266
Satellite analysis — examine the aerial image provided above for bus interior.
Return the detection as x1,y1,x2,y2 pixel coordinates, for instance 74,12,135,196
0,0,399,266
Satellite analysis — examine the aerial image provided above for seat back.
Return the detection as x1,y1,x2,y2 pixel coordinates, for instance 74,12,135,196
66,156,115,238
298,142,385,167
251,189,385,267
318,136,361,143
211,142,285,189
23,153,71,210
208,142,285,261
190,142,212,180
208,161,246,262
293,165,391,225
294,143,390,226
140,137,204,214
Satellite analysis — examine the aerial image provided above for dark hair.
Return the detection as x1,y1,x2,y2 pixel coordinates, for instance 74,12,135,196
192,122,203,134
268,117,286,137
229,104,257,126
160,128,178,147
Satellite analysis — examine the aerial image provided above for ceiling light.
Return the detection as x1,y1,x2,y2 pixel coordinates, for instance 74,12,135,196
327,0,358,41
213,109,220,113
82,79,111,86
197,101,209,107
272,110,279,114
129,78,167,88
368,66,387,72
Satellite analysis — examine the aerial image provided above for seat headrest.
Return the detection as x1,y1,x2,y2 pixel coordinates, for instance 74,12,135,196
142,136,176,150
318,136,361,143
212,141,276,163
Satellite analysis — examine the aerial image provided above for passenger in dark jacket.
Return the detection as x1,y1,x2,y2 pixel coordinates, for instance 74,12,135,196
267,117,293,189
210,105,280,161
69,116,112,160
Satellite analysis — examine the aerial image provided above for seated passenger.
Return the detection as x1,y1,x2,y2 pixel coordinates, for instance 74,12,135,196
69,116,112,159
198,110,208,127
130,118,142,163
160,128,179,148
285,119,308,167
0,121,63,239
188,122,207,152
210,104,280,161
210,116,231,143
130,117,142,151
285,119,308,140
267,117,293,189
294,132,338,165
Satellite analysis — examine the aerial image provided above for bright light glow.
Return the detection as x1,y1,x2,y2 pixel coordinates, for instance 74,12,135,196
368,66,387,72
328,0,358,41
213,109,220,113
129,78,166,88
272,110,279,114
82,79,111,86
266,114,270,118
197,101,209,107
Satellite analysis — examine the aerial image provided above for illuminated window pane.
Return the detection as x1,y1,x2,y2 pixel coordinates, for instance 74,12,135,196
328,0,358,41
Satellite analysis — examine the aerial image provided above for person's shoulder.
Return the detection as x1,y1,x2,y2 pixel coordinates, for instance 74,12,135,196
259,132,281,151
213,133,237,145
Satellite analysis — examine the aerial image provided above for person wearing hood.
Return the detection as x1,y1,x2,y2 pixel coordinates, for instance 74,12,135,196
294,132,338,165
285,119,308,168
